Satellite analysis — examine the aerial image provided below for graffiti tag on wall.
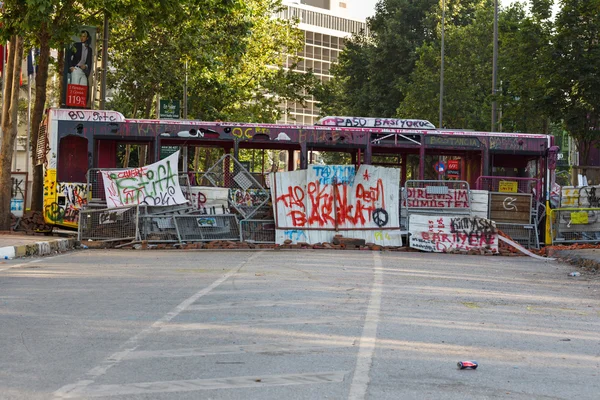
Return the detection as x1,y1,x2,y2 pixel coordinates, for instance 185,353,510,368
10,172,27,218
271,165,402,246
409,215,498,253
187,186,229,214
405,188,469,208
101,151,188,208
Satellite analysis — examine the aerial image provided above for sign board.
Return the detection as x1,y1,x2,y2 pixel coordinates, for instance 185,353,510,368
448,160,460,171
65,84,88,108
498,181,518,193
62,26,96,109
160,145,180,159
489,193,532,224
409,214,498,253
159,99,180,119
434,162,445,173
571,211,589,225
424,136,481,148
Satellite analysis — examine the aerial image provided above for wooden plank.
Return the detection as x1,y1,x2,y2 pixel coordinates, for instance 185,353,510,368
489,193,531,224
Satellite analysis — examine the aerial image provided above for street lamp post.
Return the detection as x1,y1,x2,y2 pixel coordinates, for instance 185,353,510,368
439,0,445,129
491,0,498,132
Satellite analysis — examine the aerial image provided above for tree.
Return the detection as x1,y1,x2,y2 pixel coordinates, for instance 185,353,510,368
550,0,600,165
397,1,554,132
0,36,24,230
107,0,314,123
315,0,482,118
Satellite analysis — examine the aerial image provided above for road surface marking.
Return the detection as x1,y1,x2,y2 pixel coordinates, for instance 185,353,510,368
159,316,354,332
347,252,383,400
63,371,347,398
117,340,355,360
0,255,61,272
53,251,264,399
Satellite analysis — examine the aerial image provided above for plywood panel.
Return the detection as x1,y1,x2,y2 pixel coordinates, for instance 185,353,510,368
271,165,401,245
489,193,531,223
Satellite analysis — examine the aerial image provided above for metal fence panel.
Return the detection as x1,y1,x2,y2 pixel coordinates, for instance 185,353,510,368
496,222,539,249
79,205,142,241
191,154,271,219
138,215,180,243
173,215,240,242
240,220,276,243
476,176,541,201
550,208,600,244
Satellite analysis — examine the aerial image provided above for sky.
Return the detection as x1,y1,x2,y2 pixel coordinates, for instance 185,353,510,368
346,0,553,21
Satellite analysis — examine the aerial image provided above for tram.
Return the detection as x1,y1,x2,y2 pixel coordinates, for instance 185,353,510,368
37,108,557,229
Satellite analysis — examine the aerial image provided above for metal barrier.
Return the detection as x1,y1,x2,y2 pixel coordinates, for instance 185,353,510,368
496,223,539,249
191,154,271,219
173,214,240,243
240,220,276,243
476,176,541,201
488,192,539,249
550,207,600,244
79,205,143,241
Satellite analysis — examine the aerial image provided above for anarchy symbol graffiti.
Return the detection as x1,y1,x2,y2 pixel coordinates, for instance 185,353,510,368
372,208,389,227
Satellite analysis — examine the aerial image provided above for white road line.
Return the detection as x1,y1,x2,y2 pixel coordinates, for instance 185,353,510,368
347,252,383,400
64,371,347,398
117,340,355,361
0,254,66,272
159,316,353,332
53,251,264,400
185,299,318,311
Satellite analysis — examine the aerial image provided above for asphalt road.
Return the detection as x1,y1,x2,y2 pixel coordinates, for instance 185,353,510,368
0,249,599,399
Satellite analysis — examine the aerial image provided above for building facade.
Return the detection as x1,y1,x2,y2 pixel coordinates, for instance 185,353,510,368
277,1,369,125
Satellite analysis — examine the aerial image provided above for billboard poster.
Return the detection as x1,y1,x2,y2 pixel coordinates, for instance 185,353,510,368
62,26,97,109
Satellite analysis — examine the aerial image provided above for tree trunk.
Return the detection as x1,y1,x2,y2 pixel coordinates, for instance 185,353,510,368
0,36,24,230
29,26,51,212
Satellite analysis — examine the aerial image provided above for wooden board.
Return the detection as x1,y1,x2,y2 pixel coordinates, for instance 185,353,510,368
489,193,532,224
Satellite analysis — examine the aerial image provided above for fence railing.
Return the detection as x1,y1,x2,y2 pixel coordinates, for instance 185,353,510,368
79,205,143,241
476,176,541,201
550,207,600,245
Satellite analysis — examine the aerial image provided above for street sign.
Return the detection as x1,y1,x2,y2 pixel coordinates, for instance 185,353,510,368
434,161,445,173
159,100,180,119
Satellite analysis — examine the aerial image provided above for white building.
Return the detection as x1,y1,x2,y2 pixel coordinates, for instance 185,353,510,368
277,0,370,125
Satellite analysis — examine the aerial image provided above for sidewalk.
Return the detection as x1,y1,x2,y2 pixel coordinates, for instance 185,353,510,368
0,232,79,260
552,248,600,275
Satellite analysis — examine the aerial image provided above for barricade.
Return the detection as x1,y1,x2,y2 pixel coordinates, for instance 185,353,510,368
476,176,541,201
488,192,539,249
240,220,276,243
79,205,143,241
550,207,600,244
173,214,240,243
191,154,271,220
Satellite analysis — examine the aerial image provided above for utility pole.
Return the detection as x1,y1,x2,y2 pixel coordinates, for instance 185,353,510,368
100,11,109,110
491,0,498,132
183,60,188,119
439,0,445,129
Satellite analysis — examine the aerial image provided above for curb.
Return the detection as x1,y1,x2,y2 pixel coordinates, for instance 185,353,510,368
0,238,79,260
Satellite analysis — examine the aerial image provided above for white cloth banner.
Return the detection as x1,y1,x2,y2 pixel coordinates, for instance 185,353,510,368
409,214,498,253
102,151,188,208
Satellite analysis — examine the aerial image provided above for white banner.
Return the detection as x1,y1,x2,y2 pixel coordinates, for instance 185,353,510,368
409,214,498,253
102,151,188,208
271,165,402,246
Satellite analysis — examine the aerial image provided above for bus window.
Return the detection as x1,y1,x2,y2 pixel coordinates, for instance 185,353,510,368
58,135,88,182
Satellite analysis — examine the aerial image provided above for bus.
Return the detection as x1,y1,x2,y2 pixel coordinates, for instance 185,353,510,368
37,108,557,230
